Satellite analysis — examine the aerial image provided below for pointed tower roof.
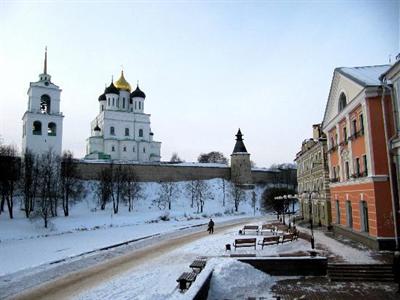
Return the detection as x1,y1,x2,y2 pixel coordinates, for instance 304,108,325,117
44,46,48,74
232,128,248,153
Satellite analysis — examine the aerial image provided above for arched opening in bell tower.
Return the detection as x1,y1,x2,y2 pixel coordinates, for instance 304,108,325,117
40,94,51,114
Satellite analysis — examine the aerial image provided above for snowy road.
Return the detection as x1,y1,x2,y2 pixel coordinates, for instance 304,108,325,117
6,217,263,300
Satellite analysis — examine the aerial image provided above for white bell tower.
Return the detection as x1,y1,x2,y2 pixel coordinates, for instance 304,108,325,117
22,48,64,156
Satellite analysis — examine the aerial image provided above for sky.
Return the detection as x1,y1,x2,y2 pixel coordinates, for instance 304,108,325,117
0,0,399,167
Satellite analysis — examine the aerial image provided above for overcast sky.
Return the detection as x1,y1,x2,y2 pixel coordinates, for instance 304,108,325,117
0,1,398,167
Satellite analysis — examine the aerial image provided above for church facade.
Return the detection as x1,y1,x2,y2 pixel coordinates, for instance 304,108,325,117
22,49,64,157
85,71,161,162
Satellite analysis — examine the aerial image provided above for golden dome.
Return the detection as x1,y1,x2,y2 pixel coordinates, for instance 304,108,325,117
114,70,131,92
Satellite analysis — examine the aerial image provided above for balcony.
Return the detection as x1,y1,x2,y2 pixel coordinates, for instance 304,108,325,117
348,129,365,141
330,177,340,183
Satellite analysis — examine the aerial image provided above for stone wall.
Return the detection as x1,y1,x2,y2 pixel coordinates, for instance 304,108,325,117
74,161,287,184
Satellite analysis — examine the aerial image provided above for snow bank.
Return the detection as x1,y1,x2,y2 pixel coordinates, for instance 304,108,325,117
207,259,276,299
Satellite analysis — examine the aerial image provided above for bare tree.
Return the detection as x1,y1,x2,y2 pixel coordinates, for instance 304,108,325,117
185,180,196,208
123,169,142,212
20,150,39,218
155,182,179,210
193,180,212,213
60,151,84,217
110,164,127,214
0,144,19,219
220,179,226,207
35,150,60,228
229,182,246,212
96,165,113,210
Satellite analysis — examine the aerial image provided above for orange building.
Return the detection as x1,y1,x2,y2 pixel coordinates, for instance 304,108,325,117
322,65,396,250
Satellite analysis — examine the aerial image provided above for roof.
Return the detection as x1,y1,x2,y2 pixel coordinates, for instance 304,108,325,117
337,65,391,87
105,82,119,94
232,129,248,153
131,85,146,99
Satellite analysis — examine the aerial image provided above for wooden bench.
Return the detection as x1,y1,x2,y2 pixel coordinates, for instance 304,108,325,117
260,224,276,235
258,236,280,249
281,233,294,243
233,238,257,250
176,272,197,291
189,260,206,273
242,225,259,235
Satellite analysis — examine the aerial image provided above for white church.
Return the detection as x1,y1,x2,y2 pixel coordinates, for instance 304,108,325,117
85,71,161,162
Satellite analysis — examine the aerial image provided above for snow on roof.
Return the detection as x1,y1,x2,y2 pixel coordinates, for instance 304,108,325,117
337,65,391,87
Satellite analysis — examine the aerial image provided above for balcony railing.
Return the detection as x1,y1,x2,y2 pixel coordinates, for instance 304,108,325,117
348,129,365,141
351,170,368,179
328,145,338,153
330,177,340,183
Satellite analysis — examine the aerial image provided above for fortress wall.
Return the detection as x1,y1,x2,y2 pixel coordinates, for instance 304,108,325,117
74,161,291,184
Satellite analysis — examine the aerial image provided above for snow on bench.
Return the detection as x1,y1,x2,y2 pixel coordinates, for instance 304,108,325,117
258,236,280,249
176,272,197,291
281,233,295,243
233,238,257,250
242,225,259,235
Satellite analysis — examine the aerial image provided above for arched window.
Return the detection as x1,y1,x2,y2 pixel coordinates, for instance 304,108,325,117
139,129,143,137
48,122,56,136
33,121,42,135
110,126,115,135
111,146,115,152
40,94,51,114
338,93,347,112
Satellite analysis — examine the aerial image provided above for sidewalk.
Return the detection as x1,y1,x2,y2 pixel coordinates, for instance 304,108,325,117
271,276,399,300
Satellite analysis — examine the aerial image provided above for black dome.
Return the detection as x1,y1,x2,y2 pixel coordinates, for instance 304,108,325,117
131,86,146,99
105,82,119,95
94,125,101,131
98,92,106,101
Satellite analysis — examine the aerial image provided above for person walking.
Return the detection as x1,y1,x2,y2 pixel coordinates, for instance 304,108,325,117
208,218,214,234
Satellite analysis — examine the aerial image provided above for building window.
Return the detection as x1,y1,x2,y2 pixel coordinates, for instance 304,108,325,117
123,146,127,152
345,161,350,180
363,155,368,176
343,127,347,143
346,201,353,228
33,121,42,135
139,129,143,137
133,146,135,152
125,128,129,136
123,98,125,109
359,114,364,133
110,126,115,135
143,147,146,153
48,122,56,136
111,146,115,152
139,102,141,110
352,119,357,136
112,98,115,106
101,105,104,111
360,201,369,232
135,102,137,110
336,200,340,224
108,98,110,106
355,158,360,176
339,93,347,112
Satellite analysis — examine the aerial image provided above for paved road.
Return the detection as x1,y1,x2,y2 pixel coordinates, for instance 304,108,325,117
8,217,260,300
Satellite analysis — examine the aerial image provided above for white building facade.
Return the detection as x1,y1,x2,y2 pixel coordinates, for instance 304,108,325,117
86,71,161,162
22,49,64,156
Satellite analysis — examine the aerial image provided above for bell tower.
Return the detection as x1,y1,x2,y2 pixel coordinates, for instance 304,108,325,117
22,48,64,156
230,129,253,187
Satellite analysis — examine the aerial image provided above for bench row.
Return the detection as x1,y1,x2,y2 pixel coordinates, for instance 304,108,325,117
233,233,298,250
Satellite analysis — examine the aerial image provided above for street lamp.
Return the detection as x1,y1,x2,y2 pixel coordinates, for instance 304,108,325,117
303,191,317,249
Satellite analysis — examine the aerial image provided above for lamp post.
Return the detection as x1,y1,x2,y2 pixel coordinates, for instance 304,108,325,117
303,191,316,249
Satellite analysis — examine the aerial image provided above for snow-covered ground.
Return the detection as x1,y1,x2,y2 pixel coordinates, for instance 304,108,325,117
0,179,266,276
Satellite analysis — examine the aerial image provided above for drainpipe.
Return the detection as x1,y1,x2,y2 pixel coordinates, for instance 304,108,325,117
380,81,399,250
